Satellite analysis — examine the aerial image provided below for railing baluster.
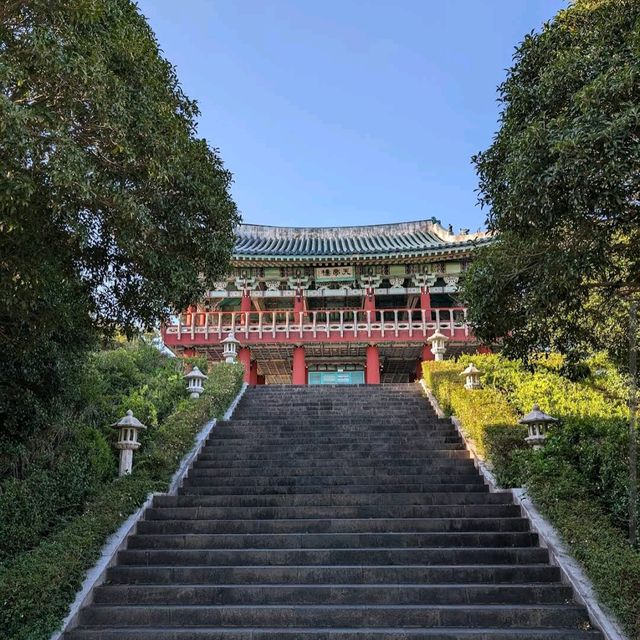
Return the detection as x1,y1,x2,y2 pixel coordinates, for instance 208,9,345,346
167,305,475,348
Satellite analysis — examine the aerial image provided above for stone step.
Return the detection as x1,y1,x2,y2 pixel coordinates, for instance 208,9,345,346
206,434,462,445
197,448,466,459
179,482,488,496
127,531,539,550
93,583,573,606
195,450,471,463
182,472,483,487
145,504,523,520
105,563,561,586
214,419,450,426
78,603,590,628
192,456,470,471
67,627,602,639
128,531,538,549
117,547,550,567
158,492,505,509
137,516,529,535
200,433,460,450
187,464,476,479
159,493,512,507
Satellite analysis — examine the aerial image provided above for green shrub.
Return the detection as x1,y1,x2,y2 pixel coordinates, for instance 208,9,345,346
0,342,188,562
483,424,529,487
0,474,155,640
421,361,461,414
523,457,640,639
449,386,519,458
423,351,640,637
422,360,520,458
0,362,243,640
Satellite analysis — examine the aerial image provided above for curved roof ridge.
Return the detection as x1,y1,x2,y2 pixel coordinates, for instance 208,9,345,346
232,218,491,259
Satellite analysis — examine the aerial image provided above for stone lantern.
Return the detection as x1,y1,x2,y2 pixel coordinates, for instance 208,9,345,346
519,404,558,450
111,410,147,476
427,330,449,361
184,366,208,399
221,332,241,363
460,363,482,390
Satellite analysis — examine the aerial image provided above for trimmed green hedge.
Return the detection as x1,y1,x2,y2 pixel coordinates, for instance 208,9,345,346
422,360,519,458
525,457,640,639
421,353,640,638
0,362,243,640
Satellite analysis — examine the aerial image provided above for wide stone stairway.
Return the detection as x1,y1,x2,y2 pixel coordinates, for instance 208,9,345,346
67,384,602,639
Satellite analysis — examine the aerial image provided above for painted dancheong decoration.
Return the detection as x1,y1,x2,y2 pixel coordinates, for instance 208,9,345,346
162,219,492,384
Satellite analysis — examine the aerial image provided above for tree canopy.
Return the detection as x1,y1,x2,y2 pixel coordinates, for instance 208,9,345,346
463,0,640,365
0,0,239,443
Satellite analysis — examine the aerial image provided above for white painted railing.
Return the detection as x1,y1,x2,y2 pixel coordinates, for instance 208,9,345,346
164,307,471,342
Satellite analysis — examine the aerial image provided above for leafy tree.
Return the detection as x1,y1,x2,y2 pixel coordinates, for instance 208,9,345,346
0,0,239,444
464,0,640,541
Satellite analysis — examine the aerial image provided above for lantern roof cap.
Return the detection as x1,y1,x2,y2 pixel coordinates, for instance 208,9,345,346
184,366,208,381
427,330,449,343
221,332,241,345
518,404,558,425
460,363,480,376
111,410,147,430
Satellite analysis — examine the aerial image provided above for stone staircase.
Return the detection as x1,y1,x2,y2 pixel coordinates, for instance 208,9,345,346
66,384,602,639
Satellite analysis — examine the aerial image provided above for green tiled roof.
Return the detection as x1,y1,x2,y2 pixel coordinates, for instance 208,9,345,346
233,219,489,261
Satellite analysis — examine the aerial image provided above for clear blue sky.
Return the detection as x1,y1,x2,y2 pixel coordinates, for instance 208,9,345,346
136,0,567,231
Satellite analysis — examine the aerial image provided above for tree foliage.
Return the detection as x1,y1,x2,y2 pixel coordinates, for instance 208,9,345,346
464,0,640,364
0,0,239,443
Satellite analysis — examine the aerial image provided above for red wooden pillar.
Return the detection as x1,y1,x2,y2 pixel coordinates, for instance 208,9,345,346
293,290,305,314
420,287,432,318
238,347,251,384
364,288,376,312
240,292,252,313
422,343,435,362
366,345,380,385
292,346,306,385
249,360,258,385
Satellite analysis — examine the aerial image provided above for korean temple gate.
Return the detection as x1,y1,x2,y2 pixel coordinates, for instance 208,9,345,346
161,218,491,384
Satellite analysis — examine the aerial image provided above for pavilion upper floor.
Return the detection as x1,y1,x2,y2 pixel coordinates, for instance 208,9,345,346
205,218,490,306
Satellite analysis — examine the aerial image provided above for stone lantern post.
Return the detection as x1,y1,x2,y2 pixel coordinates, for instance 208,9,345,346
519,404,558,450
460,363,482,390
427,330,449,361
111,410,147,476
221,332,241,363
184,366,208,399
